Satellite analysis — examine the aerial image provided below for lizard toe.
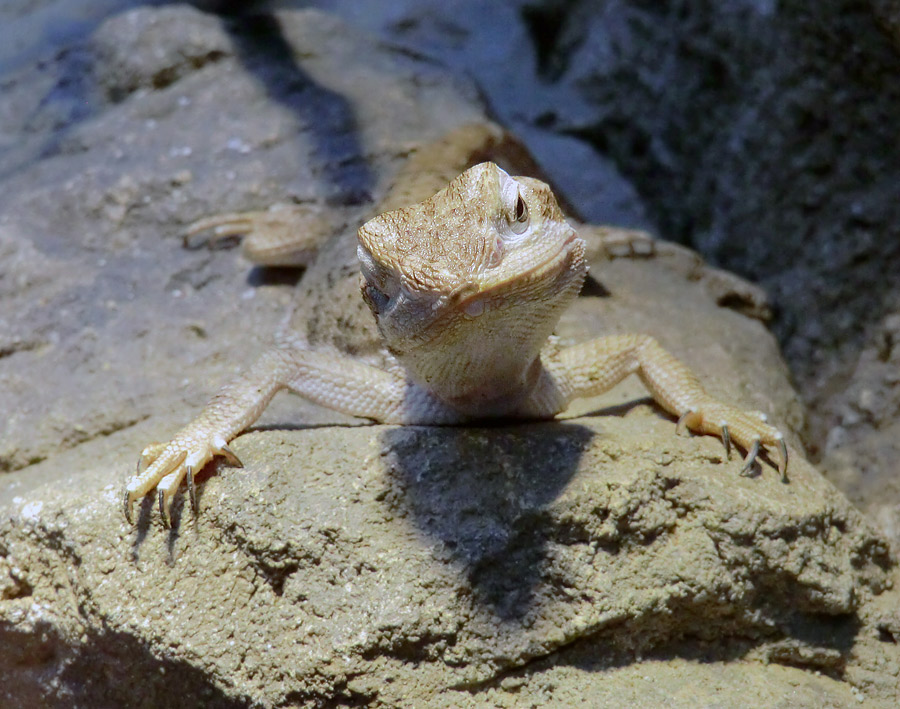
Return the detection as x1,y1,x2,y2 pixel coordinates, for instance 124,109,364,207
183,212,253,248
677,399,788,480
124,425,247,526
136,442,167,475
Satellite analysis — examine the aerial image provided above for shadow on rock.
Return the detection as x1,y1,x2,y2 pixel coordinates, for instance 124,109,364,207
213,4,375,204
0,619,248,709
10,2,375,203
378,422,594,621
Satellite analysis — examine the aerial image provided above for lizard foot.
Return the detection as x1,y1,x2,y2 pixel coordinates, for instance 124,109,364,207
183,203,333,267
675,400,788,482
124,427,243,527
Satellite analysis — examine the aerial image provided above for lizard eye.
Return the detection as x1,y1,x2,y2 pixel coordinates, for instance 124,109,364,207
510,192,529,234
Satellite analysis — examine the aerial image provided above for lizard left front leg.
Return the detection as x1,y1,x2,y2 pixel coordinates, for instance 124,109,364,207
534,334,789,479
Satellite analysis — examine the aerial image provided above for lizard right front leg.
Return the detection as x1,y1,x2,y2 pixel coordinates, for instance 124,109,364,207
124,347,417,527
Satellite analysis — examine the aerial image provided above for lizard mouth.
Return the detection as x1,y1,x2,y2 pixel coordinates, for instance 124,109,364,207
499,231,584,286
399,232,586,349
456,231,586,315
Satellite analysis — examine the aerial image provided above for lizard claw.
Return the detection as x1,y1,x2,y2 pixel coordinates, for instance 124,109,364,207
217,441,243,468
676,408,699,435
158,488,170,528
124,487,135,525
123,426,243,527
676,400,788,481
739,437,761,475
720,422,731,460
186,465,197,514
777,437,789,483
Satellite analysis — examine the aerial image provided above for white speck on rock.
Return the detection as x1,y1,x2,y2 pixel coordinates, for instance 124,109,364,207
21,500,43,521
226,137,252,154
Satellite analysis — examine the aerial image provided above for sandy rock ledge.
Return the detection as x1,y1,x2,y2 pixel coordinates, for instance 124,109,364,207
1,415,899,707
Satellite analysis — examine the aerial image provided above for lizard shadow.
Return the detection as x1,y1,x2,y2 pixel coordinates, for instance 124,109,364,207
377,421,594,621
246,265,305,288
129,485,195,563
210,2,375,203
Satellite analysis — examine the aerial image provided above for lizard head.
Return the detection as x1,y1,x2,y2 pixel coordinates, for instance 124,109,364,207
356,162,586,411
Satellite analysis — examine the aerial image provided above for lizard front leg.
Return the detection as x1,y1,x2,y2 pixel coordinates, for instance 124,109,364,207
532,334,789,479
184,202,338,267
123,346,441,527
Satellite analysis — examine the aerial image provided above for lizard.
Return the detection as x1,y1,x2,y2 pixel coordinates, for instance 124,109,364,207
123,122,789,527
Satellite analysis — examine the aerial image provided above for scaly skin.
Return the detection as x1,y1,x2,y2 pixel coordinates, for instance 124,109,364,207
124,124,788,527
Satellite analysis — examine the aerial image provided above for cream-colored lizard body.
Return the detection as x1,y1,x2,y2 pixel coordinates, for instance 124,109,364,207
124,124,788,526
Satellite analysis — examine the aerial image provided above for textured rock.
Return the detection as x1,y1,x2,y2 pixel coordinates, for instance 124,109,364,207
2,412,896,707
2,3,900,707
819,312,900,547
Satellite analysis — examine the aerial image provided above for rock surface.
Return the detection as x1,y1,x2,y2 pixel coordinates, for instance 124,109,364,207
2,414,897,707
1,3,899,707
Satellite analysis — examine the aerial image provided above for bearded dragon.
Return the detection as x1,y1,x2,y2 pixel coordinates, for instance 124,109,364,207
123,123,788,526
